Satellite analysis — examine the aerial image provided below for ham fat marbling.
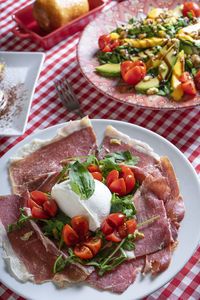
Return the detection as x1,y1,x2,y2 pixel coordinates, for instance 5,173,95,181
0,118,185,293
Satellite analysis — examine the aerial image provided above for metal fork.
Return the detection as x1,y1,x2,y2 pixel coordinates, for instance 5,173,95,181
54,78,83,118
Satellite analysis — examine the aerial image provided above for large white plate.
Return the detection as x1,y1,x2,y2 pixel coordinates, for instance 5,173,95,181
0,51,45,136
0,119,200,300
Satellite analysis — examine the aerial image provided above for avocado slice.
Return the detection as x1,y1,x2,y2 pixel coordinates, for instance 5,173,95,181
95,63,121,77
157,40,179,81
135,77,159,92
180,43,193,55
135,40,179,93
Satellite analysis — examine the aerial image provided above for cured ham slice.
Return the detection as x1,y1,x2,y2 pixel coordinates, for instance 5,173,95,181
0,195,93,285
98,125,160,175
9,117,97,195
87,257,144,293
144,246,171,275
133,189,172,257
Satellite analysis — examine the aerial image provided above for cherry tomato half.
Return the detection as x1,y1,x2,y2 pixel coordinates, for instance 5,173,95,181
31,206,49,219
118,222,127,238
87,164,100,173
74,245,93,259
126,219,137,234
63,224,79,246
105,229,122,242
179,72,192,83
71,216,89,237
30,190,49,205
43,198,58,217
98,34,112,51
91,171,103,181
28,198,41,210
107,213,126,228
182,80,197,95
84,237,101,255
121,60,146,85
195,70,200,90
98,35,119,53
120,166,134,179
124,174,136,194
182,1,200,17
109,178,126,196
101,219,114,234
106,169,119,187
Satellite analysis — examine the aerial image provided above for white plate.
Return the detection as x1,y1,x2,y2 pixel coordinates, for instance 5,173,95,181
0,51,45,136
1,119,200,300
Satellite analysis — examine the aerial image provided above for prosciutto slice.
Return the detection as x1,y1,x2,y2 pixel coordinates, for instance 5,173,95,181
87,257,145,293
9,117,97,196
98,125,160,176
0,194,93,285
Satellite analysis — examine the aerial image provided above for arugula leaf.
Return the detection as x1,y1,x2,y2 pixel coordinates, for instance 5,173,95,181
53,248,82,273
122,239,136,251
42,209,71,249
104,150,139,165
7,208,37,232
110,182,139,219
69,161,95,199
157,81,173,96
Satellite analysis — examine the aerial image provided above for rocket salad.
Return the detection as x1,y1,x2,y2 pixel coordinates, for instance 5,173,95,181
96,2,200,101
8,150,159,276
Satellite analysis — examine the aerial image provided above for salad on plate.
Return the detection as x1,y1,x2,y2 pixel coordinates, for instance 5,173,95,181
0,117,185,294
96,2,200,101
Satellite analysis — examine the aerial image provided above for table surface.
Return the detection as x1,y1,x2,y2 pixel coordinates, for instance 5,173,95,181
0,0,200,299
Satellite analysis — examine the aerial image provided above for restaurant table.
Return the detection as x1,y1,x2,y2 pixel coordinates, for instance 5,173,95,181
0,0,200,299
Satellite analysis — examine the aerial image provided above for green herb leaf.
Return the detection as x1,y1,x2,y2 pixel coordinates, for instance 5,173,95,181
122,239,136,251
69,161,95,199
7,209,37,232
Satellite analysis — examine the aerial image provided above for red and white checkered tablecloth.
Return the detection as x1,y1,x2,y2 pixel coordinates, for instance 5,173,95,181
0,0,200,299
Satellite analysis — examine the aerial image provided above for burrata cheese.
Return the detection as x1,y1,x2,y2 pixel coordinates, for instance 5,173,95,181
51,179,112,231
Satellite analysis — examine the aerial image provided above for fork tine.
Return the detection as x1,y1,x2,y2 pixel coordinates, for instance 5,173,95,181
54,79,83,118
64,78,78,102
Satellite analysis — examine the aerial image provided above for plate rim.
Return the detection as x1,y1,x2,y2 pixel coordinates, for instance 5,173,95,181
0,118,200,300
0,51,45,137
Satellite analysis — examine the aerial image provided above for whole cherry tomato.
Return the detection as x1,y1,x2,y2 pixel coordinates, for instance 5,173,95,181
121,60,146,85
91,171,103,181
182,1,200,17
84,237,101,255
195,70,200,90
63,224,79,246
71,216,89,237
74,245,93,259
